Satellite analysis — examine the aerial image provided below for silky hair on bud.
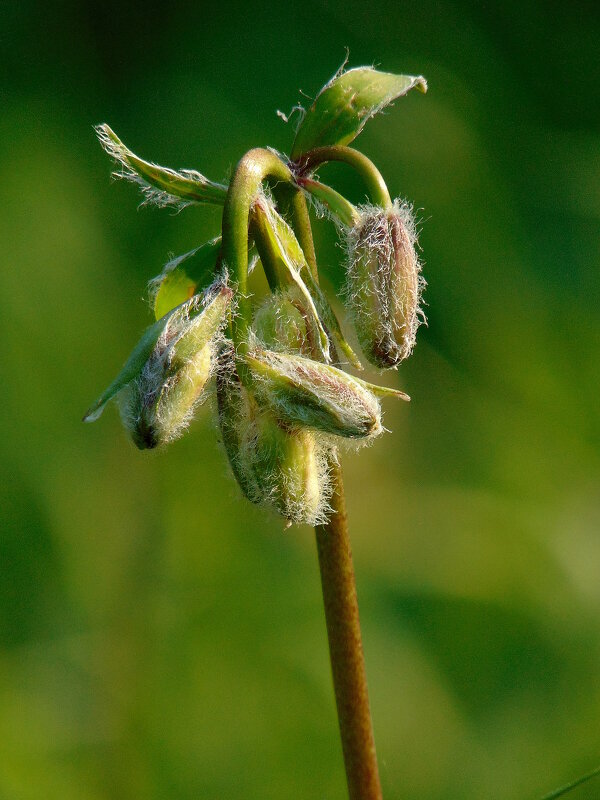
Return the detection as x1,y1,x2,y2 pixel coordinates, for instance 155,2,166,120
121,285,230,449
343,199,425,368
247,349,385,441
216,346,334,526
251,288,312,355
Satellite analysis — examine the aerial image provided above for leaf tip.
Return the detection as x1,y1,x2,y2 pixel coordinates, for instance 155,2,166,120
82,403,104,423
415,76,428,94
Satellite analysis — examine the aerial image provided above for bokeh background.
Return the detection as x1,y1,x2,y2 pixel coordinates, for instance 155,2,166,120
2,1,600,798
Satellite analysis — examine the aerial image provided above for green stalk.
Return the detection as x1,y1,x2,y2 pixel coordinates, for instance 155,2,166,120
540,765,600,800
297,177,360,226
221,148,293,352
316,460,383,800
294,145,392,210
272,183,320,280
248,205,282,292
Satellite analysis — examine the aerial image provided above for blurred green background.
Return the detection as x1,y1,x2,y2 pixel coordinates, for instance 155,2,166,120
2,1,600,798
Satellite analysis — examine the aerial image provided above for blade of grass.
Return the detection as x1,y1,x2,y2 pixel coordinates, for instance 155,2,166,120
540,765,600,800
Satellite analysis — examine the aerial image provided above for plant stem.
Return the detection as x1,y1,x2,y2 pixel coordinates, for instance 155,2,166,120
315,460,383,800
269,184,381,796
297,176,360,226
221,148,293,351
294,145,392,210
273,184,320,280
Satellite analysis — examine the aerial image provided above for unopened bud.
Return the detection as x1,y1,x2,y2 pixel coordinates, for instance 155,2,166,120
102,284,231,449
126,284,230,448
345,201,423,368
216,348,329,525
252,289,311,355
252,411,324,525
245,349,409,440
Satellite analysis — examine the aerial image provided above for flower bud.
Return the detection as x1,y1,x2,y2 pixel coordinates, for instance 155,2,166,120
345,201,423,368
251,198,331,362
216,348,329,525
113,284,231,449
252,411,324,525
252,290,310,354
123,284,230,448
245,349,409,440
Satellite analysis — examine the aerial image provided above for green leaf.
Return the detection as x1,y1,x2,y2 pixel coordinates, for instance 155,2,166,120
290,67,427,159
95,124,228,208
82,313,172,423
151,238,222,320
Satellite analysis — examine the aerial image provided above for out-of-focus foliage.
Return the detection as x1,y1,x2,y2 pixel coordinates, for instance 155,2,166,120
1,1,600,798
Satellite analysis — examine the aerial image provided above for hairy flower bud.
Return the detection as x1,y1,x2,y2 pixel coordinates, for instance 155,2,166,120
252,289,313,355
83,282,231,448
122,284,231,449
345,201,424,368
245,349,409,440
216,347,330,525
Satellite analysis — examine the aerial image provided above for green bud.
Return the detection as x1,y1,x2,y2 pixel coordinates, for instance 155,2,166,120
252,198,331,362
245,349,409,440
124,284,231,448
345,202,424,368
251,411,324,526
252,291,309,354
216,347,329,525
216,347,260,502
85,283,231,449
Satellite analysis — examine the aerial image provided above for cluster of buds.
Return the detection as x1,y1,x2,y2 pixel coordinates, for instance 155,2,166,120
86,65,427,526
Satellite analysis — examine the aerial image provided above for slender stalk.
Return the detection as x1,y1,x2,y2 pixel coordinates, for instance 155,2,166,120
273,184,320,280
541,765,600,800
294,145,392,210
315,460,383,800
296,176,360,226
221,148,293,350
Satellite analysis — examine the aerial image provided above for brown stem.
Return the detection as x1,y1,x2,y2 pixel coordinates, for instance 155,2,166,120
315,459,383,800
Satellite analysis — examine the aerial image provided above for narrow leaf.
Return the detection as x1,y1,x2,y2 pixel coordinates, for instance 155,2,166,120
82,314,171,423
150,237,222,320
357,377,410,402
290,67,427,159
95,124,228,208
540,765,600,800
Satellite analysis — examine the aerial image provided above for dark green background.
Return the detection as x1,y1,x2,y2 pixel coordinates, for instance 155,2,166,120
2,1,600,798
